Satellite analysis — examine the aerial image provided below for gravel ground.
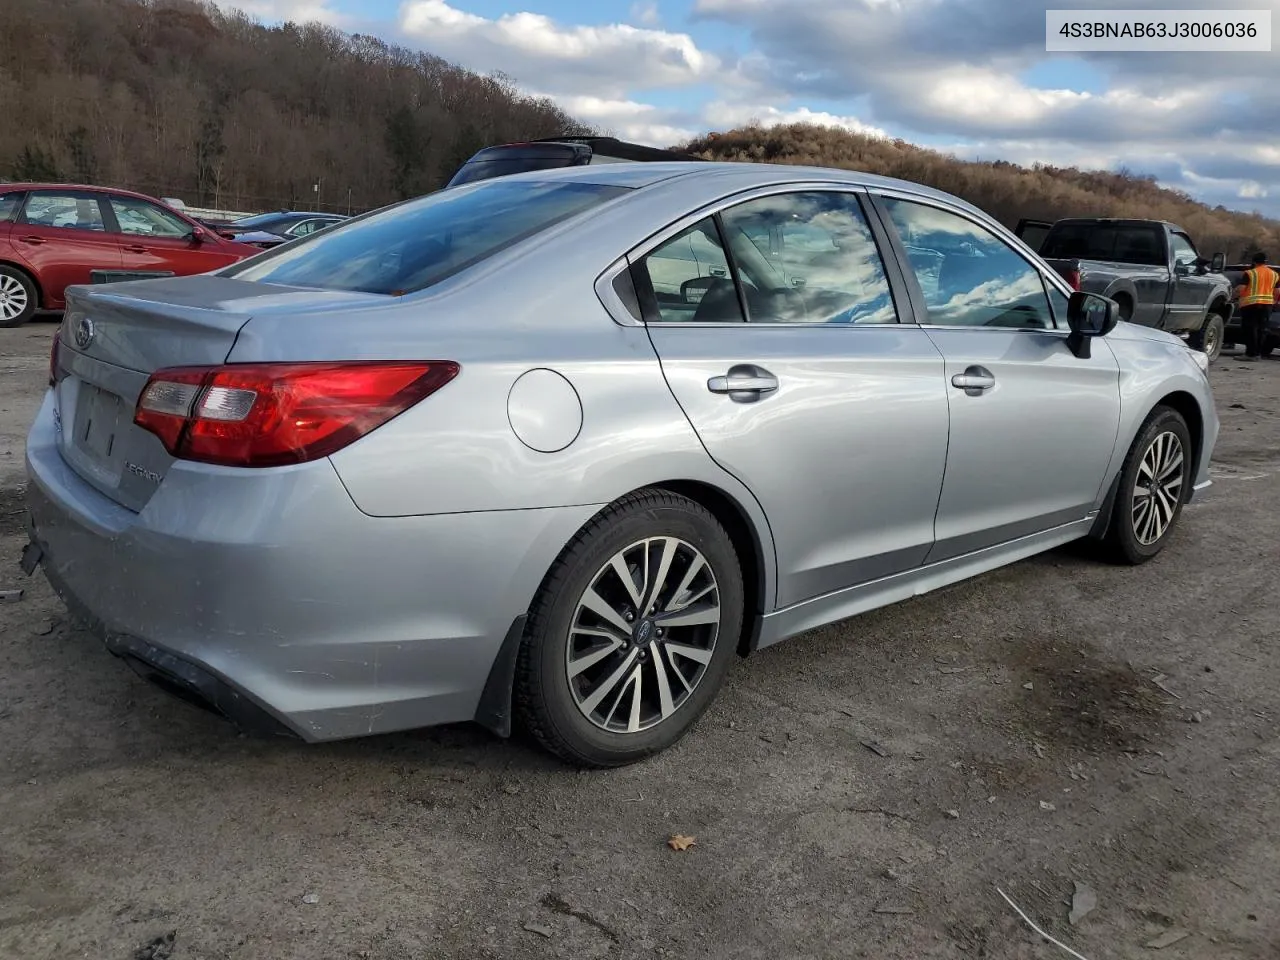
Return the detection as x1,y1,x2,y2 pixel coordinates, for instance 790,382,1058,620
1,319,1277,960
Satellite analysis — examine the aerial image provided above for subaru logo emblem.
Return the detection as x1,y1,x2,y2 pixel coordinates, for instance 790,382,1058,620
635,620,654,644
74,316,95,350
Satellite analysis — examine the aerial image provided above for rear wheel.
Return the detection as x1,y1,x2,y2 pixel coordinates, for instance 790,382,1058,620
515,490,743,767
0,266,37,328
1103,407,1192,565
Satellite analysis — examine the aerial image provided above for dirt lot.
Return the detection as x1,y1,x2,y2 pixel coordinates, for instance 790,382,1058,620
1,320,1277,960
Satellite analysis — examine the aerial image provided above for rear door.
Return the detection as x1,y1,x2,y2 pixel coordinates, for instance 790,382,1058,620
106,194,242,277
635,187,950,610
12,190,123,307
872,192,1121,560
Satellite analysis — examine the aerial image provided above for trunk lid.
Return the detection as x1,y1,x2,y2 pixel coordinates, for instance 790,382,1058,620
53,275,387,512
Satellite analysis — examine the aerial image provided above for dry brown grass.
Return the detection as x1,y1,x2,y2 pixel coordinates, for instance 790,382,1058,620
681,124,1279,262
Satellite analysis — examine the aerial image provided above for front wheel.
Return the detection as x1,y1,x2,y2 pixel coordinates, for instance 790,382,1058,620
515,490,744,767
1189,312,1224,361
1102,407,1193,565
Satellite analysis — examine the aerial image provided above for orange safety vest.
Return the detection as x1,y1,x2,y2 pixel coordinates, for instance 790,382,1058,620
1240,265,1279,307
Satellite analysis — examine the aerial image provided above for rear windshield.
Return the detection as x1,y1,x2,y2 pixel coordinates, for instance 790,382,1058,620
230,213,297,229
1040,223,1164,265
223,180,629,294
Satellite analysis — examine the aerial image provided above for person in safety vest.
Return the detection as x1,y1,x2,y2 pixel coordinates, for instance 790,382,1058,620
1236,252,1279,361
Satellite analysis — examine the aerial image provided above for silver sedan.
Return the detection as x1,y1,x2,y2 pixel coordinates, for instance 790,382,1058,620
22,162,1219,766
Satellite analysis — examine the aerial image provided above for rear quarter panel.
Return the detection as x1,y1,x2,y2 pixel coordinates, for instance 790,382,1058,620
225,176,785,605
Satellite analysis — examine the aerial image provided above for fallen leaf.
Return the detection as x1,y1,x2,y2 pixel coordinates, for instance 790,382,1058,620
1040,801,1056,812
1068,881,1097,925
1022,682,1034,691
301,893,319,905
523,922,554,938
1145,929,1190,949
667,834,697,851
861,740,889,758
945,809,960,819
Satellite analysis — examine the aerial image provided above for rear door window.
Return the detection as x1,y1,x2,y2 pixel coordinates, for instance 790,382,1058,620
1041,223,1164,265
20,191,107,232
224,180,629,295
0,192,25,223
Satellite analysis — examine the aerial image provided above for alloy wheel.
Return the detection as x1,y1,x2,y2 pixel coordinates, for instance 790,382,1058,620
0,274,28,323
1131,430,1185,546
566,537,721,734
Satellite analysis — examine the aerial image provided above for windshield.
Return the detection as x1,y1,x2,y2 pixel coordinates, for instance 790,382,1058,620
230,213,297,229
223,180,629,294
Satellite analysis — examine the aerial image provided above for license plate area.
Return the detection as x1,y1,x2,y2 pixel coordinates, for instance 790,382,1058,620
73,383,124,470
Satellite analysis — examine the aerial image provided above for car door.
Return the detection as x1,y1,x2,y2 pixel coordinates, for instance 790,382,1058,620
871,193,1121,561
1168,230,1214,330
634,188,950,610
107,194,241,277
11,190,122,308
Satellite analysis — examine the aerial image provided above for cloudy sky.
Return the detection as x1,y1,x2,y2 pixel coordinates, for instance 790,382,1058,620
225,0,1280,217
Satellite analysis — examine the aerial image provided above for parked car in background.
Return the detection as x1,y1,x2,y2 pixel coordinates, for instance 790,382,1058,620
24,161,1217,767
1222,260,1280,356
213,211,348,248
0,183,257,327
1015,217,1232,360
446,136,701,187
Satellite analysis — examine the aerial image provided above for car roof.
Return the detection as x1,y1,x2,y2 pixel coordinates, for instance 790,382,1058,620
486,160,984,214
0,181,160,200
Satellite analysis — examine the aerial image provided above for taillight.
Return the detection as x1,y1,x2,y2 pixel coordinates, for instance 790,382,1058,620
49,335,61,387
134,361,459,468
1066,269,1081,291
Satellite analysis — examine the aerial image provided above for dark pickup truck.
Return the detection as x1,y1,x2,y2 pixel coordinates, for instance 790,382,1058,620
1016,218,1233,360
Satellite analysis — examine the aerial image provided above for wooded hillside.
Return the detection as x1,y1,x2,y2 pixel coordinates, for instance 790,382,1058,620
0,0,588,213
684,125,1280,262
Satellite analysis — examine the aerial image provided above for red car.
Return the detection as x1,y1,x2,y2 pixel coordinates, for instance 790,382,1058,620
0,183,257,327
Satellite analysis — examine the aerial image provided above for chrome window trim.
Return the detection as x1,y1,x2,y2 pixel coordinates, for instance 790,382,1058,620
608,180,913,330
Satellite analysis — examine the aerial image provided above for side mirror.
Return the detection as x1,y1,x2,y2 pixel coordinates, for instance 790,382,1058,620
187,227,205,244
1211,252,1226,272
1066,291,1118,359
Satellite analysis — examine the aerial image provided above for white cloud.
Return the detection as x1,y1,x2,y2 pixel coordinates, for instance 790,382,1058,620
539,94,699,145
398,0,718,97
703,101,887,140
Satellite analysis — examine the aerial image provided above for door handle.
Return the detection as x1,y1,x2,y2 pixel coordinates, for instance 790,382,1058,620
19,236,46,245
708,265,727,277
123,244,148,254
707,365,779,402
951,366,996,393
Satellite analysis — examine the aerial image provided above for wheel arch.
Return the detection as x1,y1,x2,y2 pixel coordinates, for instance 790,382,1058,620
0,259,45,309
473,478,774,739
1088,388,1205,541
1155,390,1205,475
648,479,769,657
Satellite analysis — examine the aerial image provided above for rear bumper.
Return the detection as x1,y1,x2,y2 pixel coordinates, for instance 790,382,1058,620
23,392,596,741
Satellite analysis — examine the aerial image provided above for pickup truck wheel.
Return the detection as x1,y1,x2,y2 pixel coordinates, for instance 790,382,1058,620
1189,312,1224,361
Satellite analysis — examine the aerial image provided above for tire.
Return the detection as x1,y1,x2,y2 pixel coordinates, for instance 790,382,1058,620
515,489,744,767
1189,312,1224,361
0,265,38,328
1102,406,1193,565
